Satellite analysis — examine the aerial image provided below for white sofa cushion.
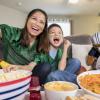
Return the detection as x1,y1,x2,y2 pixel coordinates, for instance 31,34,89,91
72,43,92,70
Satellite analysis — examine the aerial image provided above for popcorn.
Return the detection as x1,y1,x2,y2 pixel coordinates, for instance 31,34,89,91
0,74,6,82
0,70,29,83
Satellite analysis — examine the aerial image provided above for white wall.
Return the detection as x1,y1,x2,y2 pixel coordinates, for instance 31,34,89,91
0,4,100,35
0,5,26,28
70,15,100,35
48,15,100,36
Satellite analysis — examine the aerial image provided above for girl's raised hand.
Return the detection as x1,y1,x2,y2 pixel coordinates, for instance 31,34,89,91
63,39,71,49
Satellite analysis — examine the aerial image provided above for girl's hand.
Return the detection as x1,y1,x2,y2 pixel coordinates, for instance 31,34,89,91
63,39,71,49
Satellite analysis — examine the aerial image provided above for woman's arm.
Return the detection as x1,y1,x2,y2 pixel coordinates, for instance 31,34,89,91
58,39,71,71
3,61,37,72
18,62,37,71
2,52,41,72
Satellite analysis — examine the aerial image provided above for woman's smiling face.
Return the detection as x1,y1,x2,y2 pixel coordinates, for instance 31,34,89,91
48,26,63,48
27,11,46,37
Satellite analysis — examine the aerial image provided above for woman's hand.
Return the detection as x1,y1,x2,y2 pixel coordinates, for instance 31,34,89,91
3,65,18,72
3,61,37,72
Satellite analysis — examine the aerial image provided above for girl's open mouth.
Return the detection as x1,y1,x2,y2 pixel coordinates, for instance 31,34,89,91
53,38,60,44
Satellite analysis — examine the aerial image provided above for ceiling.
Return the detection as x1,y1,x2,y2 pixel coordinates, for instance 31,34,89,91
0,0,100,15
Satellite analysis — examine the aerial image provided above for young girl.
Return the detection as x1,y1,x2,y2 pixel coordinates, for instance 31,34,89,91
33,23,81,84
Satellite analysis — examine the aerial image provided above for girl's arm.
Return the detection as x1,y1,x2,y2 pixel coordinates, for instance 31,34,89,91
58,39,71,71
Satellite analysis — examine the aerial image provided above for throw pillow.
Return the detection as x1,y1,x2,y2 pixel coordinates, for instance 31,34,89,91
72,43,92,70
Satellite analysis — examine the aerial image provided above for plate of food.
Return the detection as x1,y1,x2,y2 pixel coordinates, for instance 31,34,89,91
77,70,100,99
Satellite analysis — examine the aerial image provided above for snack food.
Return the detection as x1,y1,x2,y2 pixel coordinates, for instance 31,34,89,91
66,94,100,100
44,81,78,100
79,74,100,94
77,70,100,98
0,70,30,82
44,81,76,91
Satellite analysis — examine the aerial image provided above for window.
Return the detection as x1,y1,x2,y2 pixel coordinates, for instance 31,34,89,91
48,19,71,37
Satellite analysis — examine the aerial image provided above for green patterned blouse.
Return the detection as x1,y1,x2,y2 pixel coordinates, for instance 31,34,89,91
0,24,38,65
34,48,63,71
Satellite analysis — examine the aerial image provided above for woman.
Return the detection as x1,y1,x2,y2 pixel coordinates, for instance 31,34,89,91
0,9,51,84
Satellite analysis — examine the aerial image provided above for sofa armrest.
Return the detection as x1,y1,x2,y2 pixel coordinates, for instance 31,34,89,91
65,35,92,44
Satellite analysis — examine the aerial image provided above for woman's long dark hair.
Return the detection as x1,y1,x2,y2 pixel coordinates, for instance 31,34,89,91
20,8,48,52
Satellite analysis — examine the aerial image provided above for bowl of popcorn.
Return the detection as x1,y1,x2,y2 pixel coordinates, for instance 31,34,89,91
44,81,78,100
0,69,32,100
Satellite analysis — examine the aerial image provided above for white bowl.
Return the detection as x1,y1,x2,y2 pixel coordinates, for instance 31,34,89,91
44,81,78,100
77,70,100,98
0,69,32,100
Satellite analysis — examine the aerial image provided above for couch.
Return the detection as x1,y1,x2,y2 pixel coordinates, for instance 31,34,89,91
0,35,92,70
65,35,92,44
65,35,92,70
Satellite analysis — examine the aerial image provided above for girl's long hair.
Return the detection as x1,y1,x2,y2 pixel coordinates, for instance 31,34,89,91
20,8,48,52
